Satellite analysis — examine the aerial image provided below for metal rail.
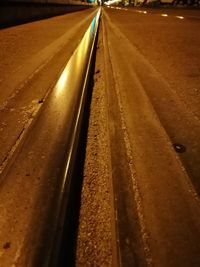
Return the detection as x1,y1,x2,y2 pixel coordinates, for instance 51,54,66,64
0,8,101,267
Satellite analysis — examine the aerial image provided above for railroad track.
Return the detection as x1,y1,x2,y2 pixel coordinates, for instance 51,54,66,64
0,8,101,267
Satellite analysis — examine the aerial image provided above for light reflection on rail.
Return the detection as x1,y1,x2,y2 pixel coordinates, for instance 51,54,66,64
55,10,100,98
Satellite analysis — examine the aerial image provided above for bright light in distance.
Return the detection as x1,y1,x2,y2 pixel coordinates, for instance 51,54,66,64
176,16,184,20
137,10,147,14
108,7,128,11
104,0,121,5
161,14,168,17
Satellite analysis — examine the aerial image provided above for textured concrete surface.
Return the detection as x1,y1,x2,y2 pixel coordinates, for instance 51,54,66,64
76,27,113,266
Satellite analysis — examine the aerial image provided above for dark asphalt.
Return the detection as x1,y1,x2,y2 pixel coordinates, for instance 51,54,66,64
103,6,200,267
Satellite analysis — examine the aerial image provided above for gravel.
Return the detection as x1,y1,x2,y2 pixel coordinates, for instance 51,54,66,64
76,28,113,266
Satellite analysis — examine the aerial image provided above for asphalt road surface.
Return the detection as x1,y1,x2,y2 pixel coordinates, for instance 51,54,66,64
102,6,200,267
104,6,200,194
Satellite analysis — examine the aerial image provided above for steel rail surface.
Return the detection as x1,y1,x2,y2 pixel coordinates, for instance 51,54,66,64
0,8,101,267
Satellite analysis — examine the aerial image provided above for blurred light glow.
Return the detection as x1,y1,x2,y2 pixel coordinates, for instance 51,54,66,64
161,14,168,17
55,9,101,97
137,10,147,14
56,69,69,95
176,16,184,20
105,0,121,5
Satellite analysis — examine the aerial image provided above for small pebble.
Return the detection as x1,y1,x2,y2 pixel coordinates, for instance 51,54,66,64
173,143,186,153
